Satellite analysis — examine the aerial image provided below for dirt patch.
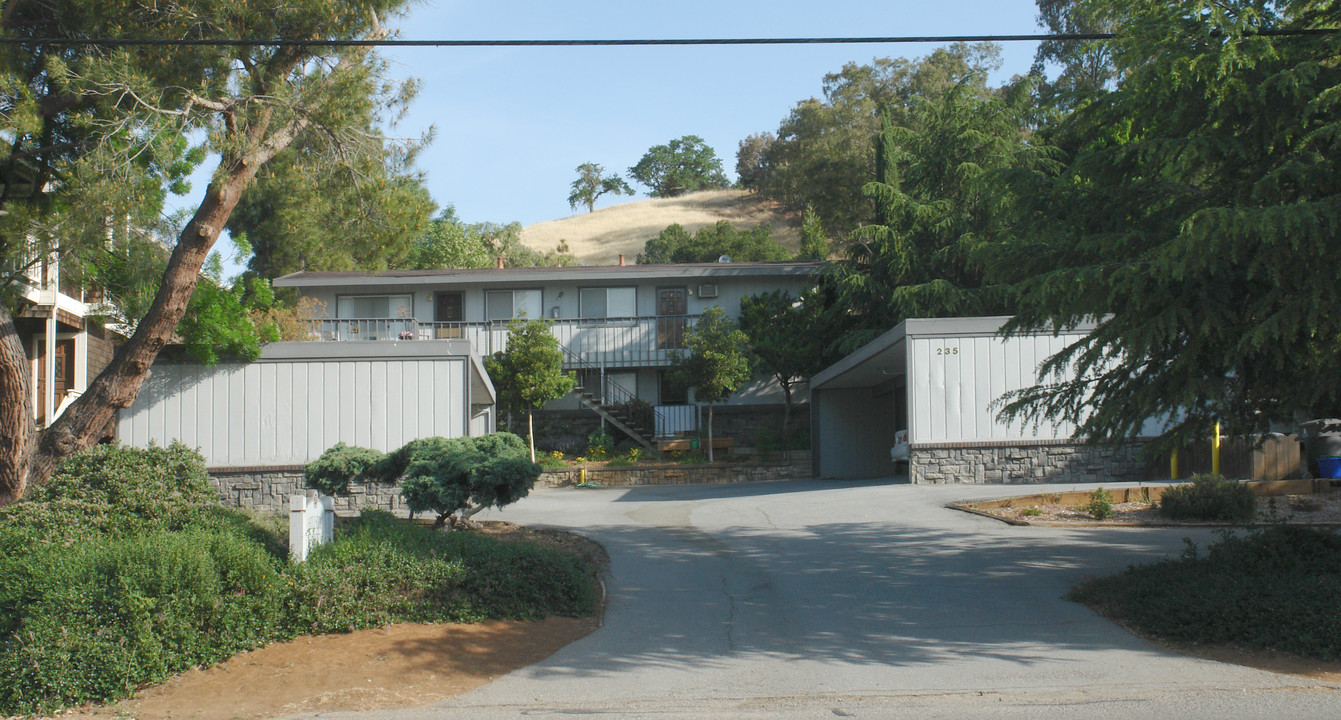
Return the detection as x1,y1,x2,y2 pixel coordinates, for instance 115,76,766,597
962,491,1341,527
62,523,607,720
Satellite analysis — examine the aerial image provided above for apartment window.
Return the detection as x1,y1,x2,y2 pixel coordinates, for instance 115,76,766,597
579,287,636,319
485,289,542,320
336,294,412,318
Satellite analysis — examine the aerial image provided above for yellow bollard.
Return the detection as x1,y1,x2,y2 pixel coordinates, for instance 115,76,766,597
1170,449,1179,480
1211,422,1221,476
580,467,586,485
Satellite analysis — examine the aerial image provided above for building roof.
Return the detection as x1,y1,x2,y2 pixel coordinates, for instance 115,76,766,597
810,316,1100,391
273,260,825,288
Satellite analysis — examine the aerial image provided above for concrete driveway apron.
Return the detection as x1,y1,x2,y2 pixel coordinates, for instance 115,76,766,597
317,479,1341,720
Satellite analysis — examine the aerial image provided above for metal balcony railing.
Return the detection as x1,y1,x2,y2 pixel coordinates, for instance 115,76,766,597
312,315,700,369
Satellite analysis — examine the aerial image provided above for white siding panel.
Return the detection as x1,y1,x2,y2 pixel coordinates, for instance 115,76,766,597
385,362,403,449
354,361,372,448
259,364,276,461
119,356,474,466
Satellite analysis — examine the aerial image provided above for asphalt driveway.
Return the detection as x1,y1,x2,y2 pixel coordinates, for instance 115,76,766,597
321,479,1341,720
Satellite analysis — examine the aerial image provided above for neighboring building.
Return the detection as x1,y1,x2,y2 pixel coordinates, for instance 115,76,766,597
810,316,1165,484
8,242,117,429
273,260,823,447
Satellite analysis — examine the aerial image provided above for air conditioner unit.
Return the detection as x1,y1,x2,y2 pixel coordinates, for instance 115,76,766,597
698,283,718,298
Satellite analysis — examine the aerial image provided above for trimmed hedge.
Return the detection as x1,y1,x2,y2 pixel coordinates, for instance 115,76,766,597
1071,527,1341,659
1157,474,1257,522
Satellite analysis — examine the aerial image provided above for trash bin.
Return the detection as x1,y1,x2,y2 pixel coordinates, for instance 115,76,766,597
1299,419,1341,478
1319,457,1341,479
690,438,700,450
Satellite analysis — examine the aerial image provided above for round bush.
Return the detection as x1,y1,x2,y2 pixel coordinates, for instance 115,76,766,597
1158,474,1257,522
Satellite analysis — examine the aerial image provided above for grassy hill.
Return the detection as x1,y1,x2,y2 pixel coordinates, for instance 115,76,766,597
520,189,800,266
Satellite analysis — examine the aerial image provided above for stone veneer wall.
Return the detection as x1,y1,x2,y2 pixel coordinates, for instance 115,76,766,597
209,466,407,516
210,451,813,514
537,451,811,488
908,442,1153,485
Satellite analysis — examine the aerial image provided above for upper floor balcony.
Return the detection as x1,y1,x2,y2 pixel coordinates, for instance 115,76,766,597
310,314,700,369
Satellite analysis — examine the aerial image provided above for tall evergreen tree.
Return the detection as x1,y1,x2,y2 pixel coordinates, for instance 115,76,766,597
985,0,1341,448
830,80,1051,351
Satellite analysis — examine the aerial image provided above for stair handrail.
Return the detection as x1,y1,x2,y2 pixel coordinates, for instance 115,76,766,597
560,346,665,437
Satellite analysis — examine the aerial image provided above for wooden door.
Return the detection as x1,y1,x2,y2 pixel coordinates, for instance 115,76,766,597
435,292,463,322
54,339,74,401
656,287,687,349
434,292,464,339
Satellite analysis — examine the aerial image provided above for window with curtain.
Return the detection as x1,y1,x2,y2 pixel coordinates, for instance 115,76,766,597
336,294,412,318
579,287,636,318
485,289,542,320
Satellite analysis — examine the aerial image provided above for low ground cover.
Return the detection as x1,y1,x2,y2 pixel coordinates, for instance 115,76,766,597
0,443,597,715
1071,526,1341,660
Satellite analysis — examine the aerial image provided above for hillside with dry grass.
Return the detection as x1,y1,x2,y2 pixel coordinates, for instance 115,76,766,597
520,190,800,266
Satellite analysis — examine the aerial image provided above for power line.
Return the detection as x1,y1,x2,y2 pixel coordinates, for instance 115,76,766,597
1,28,1336,49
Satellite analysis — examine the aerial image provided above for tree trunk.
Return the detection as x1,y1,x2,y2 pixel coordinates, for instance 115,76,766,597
780,378,793,441
0,304,37,505
528,410,536,463
14,155,265,492
707,402,714,463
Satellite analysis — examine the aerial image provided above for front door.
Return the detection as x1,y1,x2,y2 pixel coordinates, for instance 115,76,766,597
434,292,464,339
53,339,74,402
656,287,687,349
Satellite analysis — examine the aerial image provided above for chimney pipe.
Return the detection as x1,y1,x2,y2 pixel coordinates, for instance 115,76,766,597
496,256,504,269
619,254,625,267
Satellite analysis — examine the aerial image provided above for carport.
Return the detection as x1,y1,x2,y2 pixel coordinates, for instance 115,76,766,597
809,316,1153,484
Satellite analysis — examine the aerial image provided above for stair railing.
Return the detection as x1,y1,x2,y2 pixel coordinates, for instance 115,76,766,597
560,346,664,439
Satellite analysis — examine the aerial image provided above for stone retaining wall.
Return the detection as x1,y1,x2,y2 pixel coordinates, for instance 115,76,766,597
538,451,812,488
211,451,814,514
909,442,1152,485
209,466,407,516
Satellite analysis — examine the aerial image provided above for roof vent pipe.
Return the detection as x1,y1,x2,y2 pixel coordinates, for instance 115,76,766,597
619,254,625,267
496,256,504,269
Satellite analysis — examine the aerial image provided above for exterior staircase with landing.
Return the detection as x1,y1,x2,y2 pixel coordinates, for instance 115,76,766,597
562,347,660,453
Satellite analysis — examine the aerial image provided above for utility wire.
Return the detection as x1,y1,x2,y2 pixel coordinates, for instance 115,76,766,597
1,29,1336,48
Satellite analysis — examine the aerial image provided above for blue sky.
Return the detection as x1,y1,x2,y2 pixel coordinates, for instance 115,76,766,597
185,0,1048,270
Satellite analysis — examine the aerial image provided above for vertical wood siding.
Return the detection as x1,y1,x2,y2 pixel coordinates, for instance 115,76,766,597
908,332,1091,444
119,358,469,466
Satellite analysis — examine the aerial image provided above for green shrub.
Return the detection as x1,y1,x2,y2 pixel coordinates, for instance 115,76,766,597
0,529,286,714
0,442,216,546
304,442,385,495
285,511,595,631
1070,527,1341,659
586,430,614,460
1158,474,1256,522
0,443,593,716
1086,487,1114,520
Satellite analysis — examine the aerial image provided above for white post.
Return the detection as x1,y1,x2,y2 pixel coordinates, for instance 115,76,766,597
290,491,335,563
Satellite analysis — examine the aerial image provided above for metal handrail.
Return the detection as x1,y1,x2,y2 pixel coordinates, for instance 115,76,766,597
561,345,665,437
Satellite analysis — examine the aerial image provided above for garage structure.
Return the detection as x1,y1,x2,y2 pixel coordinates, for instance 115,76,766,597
119,340,495,467
810,316,1158,483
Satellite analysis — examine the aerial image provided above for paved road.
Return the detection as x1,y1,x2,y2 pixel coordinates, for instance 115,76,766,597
322,480,1340,719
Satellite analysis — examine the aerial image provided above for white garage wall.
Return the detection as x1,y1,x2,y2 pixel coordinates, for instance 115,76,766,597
119,343,479,467
907,329,1090,444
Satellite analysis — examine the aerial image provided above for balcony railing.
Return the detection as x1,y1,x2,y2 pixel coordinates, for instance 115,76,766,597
312,315,700,368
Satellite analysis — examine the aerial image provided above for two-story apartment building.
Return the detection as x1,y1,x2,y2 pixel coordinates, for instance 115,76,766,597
273,259,823,446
